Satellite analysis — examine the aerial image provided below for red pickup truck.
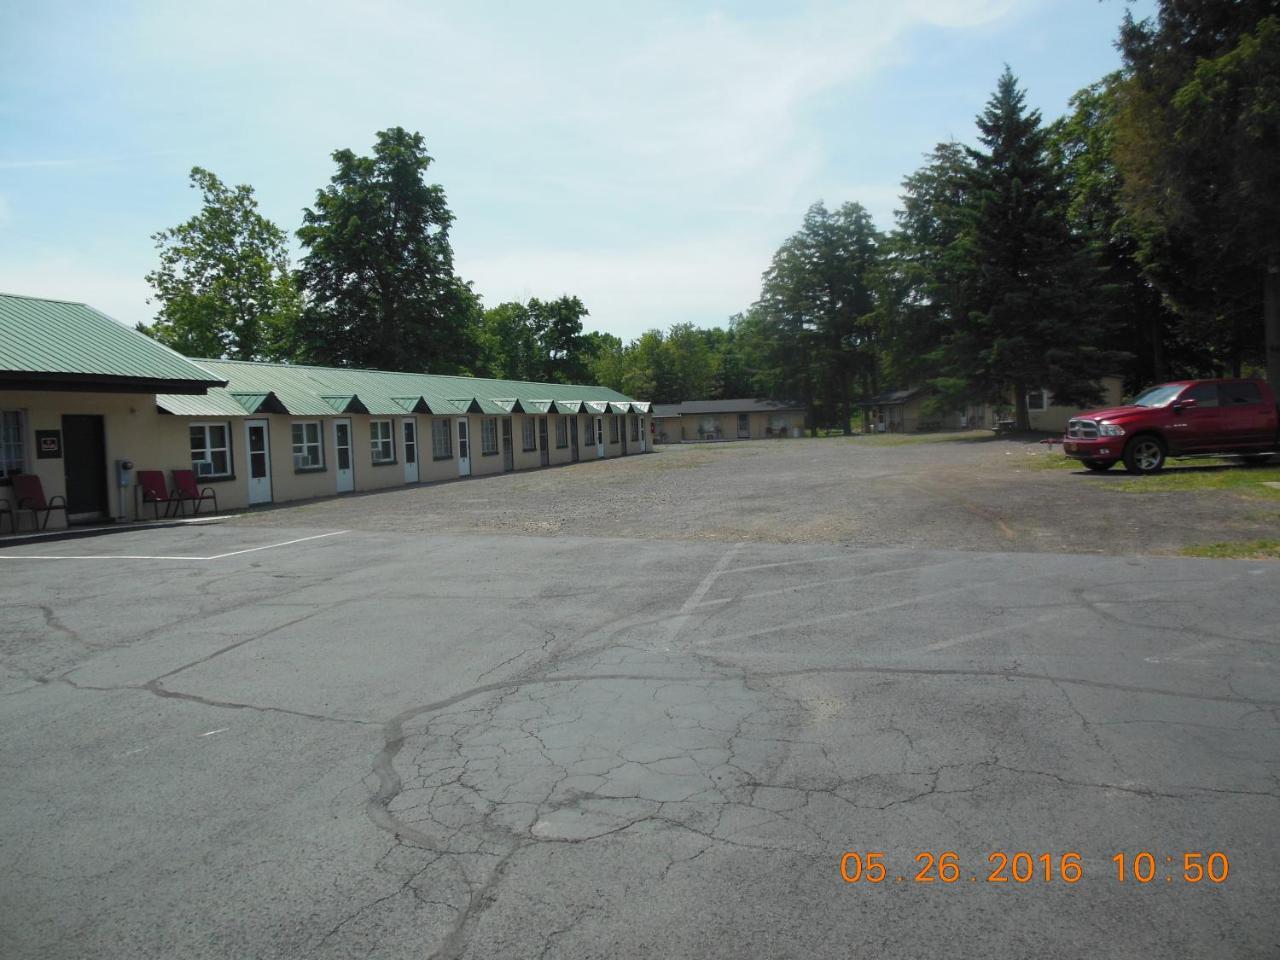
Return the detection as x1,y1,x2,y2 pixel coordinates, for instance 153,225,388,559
1063,378,1280,473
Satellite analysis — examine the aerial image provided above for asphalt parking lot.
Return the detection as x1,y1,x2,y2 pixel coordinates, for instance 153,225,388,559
2,444,1279,959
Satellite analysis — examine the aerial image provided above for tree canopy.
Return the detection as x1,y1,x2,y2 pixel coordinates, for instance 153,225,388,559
141,167,299,361
1115,2,1280,385
294,127,479,373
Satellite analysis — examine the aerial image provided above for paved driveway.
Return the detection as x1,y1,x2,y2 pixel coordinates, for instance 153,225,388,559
2,518,1277,959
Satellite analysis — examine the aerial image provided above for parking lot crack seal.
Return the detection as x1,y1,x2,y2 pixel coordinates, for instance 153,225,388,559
45,675,376,726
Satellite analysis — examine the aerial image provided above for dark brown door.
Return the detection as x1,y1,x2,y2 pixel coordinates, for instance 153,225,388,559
570,417,579,462
61,414,108,521
538,418,549,466
502,418,514,471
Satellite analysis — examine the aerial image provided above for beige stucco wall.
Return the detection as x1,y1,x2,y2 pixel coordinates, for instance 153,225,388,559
1027,377,1125,433
1,390,192,529
1,394,647,531
656,410,804,442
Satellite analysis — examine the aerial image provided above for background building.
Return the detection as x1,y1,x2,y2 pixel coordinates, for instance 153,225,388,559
650,399,805,443
858,378,1126,434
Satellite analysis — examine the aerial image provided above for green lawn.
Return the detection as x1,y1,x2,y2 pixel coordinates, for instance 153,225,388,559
1016,449,1280,496
1108,463,1280,496
1181,539,1280,560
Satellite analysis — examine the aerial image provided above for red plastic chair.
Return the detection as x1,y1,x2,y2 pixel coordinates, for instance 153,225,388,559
137,470,179,520
172,469,218,516
12,474,67,530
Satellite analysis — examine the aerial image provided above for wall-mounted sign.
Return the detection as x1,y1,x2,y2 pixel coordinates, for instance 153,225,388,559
36,429,62,459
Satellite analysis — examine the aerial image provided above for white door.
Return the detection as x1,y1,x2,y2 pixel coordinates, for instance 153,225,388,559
594,416,605,457
333,419,354,493
456,418,471,476
246,420,272,504
402,419,419,483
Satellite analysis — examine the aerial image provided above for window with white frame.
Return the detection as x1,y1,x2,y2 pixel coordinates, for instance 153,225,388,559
609,415,620,443
370,420,395,463
768,414,789,434
2,410,27,478
292,421,324,470
189,422,232,478
522,418,536,451
629,415,639,441
481,417,499,455
555,416,568,448
1027,389,1050,412
431,418,452,459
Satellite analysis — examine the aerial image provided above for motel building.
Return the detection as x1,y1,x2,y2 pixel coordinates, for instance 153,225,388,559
0,293,651,531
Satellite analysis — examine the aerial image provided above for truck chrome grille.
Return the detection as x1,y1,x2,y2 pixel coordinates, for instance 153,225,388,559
1067,419,1098,439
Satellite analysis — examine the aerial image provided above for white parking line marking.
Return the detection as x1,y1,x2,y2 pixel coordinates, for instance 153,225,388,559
911,613,1061,654
198,728,229,737
0,530,348,561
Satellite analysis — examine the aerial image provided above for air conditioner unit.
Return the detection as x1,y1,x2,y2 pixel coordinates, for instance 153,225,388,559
195,460,214,476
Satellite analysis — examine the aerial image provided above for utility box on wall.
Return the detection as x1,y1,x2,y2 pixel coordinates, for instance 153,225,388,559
115,459,134,521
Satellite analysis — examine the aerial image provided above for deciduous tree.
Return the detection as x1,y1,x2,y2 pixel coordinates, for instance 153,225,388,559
142,167,299,360
294,127,477,372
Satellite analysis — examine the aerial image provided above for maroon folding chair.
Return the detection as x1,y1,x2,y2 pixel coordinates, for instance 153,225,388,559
137,470,180,520
12,474,67,530
172,469,218,516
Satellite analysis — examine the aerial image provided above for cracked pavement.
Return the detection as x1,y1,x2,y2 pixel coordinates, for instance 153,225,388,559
1,519,1278,958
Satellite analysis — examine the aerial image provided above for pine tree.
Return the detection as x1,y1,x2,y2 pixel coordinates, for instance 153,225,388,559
947,68,1118,430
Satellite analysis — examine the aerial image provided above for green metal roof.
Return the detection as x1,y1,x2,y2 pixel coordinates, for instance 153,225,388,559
156,359,644,418
0,293,225,393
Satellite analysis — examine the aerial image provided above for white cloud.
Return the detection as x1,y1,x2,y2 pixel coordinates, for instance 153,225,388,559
461,230,781,338
8,0,1028,339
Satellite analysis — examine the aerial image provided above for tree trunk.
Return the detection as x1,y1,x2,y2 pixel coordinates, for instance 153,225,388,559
1266,257,1280,398
1149,311,1165,383
841,370,853,436
1013,383,1030,432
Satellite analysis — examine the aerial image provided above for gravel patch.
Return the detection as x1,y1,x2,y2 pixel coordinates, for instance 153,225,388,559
235,437,1279,556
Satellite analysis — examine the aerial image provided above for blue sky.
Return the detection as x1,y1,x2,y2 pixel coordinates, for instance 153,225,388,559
0,0,1154,342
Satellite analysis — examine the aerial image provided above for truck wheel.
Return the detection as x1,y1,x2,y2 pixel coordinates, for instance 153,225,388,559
1083,459,1115,472
1123,435,1166,474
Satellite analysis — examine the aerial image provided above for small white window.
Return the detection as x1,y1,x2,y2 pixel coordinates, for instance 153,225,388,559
189,422,232,478
431,418,452,459
555,416,568,448
522,418,537,451
481,417,498,455
371,420,395,464
1027,389,1049,412
292,421,324,470
1,410,27,478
